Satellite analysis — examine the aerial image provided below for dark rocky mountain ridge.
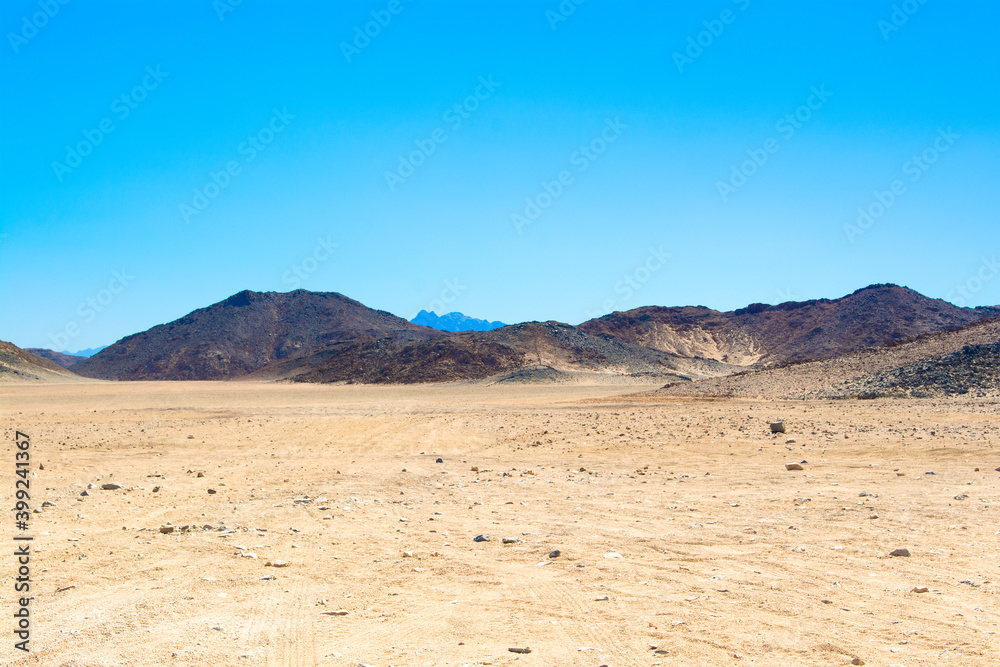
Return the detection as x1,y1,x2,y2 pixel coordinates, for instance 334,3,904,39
66,284,999,384
579,284,997,367
72,290,440,381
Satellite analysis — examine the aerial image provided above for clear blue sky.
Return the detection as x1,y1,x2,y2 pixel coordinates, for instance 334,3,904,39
1,0,998,352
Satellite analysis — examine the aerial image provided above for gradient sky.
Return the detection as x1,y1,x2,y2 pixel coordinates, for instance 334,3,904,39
1,0,998,352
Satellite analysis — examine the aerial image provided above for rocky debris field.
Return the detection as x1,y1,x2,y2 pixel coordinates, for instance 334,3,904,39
809,343,1000,399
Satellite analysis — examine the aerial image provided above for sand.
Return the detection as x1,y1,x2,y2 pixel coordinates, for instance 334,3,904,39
1,380,998,666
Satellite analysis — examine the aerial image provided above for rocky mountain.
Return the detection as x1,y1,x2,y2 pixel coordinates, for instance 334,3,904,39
580,284,997,367
287,321,740,385
26,348,87,369
411,310,507,332
59,284,999,386
72,290,440,381
1,341,84,382
656,316,1000,400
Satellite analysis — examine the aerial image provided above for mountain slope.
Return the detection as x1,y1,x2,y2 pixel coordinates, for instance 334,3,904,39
289,321,740,385
26,348,87,369
1,341,85,382
411,310,507,332
655,316,1000,400
72,290,440,381
580,284,994,367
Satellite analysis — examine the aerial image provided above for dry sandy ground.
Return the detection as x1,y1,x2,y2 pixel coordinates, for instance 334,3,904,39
1,381,998,667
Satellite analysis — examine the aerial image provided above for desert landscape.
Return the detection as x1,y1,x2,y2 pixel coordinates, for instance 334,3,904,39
2,378,998,666
4,4,997,665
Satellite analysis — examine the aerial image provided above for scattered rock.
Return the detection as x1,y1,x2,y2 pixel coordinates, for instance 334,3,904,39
594,595,609,601
603,552,623,559
101,483,122,490
954,494,969,500
152,486,160,493
435,458,443,463
260,575,275,580
196,471,204,477
321,610,349,616
80,490,88,497
851,659,865,666
266,560,290,568
508,647,531,654
785,463,804,471
158,526,174,534
786,438,797,444
911,587,929,593
548,549,561,558
41,500,56,508
207,489,217,494
501,538,521,544
889,549,911,557
473,535,490,542
770,421,786,433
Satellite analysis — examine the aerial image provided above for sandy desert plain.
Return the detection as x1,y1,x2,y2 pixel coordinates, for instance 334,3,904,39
1,379,998,667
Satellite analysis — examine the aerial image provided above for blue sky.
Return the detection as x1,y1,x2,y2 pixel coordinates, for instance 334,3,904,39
1,0,998,352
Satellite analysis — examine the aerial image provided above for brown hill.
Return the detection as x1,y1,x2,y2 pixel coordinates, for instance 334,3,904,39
26,348,87,369
579,284,995,367
0,341,85,382
286,321,741,385
655,317,1000,400
72,290,440,381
